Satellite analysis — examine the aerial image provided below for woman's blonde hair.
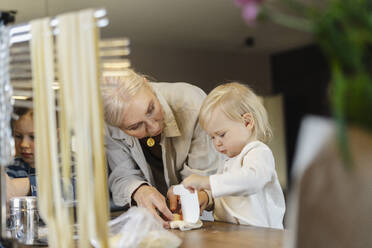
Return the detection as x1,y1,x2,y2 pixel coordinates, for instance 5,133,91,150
101,69,149,127
199,82,272,143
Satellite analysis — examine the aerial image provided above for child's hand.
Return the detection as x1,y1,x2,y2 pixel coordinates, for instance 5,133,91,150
198,190,209,213
182,174,211,191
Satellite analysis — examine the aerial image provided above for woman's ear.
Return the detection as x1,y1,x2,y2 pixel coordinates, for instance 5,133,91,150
242,113,254,129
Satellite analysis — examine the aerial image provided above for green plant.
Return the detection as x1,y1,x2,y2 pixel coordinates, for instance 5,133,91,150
235,0,372,167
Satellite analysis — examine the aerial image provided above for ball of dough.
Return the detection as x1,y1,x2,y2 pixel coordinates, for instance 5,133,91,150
173,213,182,221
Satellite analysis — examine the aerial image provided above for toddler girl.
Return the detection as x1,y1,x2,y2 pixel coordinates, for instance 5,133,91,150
182,82,285,229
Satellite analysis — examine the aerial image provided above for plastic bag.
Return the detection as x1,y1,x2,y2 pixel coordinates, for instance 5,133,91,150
93,207,182,248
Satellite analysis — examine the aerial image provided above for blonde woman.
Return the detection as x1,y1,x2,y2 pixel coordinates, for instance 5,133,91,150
101,69,223,227
182,82,285,229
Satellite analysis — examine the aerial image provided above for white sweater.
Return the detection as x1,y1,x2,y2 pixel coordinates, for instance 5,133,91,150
210,141,285,229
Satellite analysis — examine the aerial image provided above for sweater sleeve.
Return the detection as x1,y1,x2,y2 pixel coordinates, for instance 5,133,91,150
210,146,275,198
105,130,148,207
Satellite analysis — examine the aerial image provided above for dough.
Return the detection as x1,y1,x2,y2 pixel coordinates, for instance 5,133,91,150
173,213,182,221
169,220,203,231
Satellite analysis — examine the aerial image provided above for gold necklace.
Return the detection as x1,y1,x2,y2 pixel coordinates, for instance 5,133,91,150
146,137,155,147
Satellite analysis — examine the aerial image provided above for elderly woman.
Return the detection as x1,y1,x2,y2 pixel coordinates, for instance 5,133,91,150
102,69,223,226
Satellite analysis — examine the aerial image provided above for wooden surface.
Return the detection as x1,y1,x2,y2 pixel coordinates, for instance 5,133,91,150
171,221,285,248
10,220,285,247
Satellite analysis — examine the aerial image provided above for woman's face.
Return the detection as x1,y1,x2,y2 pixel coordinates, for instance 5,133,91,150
14,113,35,166
120,86,164,139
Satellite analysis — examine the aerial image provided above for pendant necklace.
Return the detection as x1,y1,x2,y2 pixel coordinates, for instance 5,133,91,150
146,137,155,147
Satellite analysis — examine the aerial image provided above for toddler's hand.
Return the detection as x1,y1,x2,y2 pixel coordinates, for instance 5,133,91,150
198,190,209,213
182,174,211,191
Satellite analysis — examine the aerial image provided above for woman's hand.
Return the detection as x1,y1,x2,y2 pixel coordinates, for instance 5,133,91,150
182,174,211,191
133,185,173,227
167,185,180,214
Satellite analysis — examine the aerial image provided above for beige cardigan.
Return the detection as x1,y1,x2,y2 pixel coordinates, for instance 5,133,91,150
105,82,224,206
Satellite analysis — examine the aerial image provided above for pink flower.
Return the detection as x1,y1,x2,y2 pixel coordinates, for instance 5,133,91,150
234,0,263,7
234,0,264,25
243,2,261,24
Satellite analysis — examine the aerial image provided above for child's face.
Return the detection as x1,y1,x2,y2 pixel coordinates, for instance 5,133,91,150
14,113,35,166
206,107,255,158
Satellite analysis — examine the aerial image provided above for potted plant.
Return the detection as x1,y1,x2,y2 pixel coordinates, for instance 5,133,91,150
234,0,372,247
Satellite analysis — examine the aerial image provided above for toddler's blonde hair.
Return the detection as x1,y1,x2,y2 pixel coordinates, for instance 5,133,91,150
101,69,149,127
199,82,272,143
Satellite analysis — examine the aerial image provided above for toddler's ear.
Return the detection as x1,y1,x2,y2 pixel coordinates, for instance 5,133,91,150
242,113,254,128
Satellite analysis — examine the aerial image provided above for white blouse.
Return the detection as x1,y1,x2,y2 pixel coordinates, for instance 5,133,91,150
210,141,285,229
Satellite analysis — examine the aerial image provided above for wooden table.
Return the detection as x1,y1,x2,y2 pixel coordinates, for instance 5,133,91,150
171,221,285,248
10,220,284,247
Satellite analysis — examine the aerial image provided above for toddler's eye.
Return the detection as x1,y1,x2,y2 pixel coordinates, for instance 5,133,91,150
219,133,225,138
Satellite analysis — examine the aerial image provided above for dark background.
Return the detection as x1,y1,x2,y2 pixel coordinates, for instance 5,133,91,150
270,44,331,188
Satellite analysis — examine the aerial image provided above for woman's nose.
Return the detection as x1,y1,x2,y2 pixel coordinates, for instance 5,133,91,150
146,119,160,134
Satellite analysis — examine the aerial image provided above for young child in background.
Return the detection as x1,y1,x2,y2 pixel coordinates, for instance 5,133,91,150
6,107,37,200
6,107,76,203
182,82,285,229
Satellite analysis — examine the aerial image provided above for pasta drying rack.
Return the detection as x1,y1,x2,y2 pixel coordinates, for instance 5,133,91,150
0,8,130,247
